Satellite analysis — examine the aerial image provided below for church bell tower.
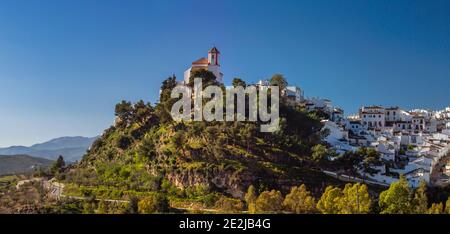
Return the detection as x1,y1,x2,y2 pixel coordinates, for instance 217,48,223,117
208,46,220,66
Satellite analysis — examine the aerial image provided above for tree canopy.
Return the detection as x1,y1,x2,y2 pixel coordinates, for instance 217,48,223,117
317,186,343,214
254,190,284,214
412,180,428,214
311,144,327,162
138,193,169,214
379,176,412,214
269,74,288,91
339,183,371,214
51,155,66,174
232,78,247,87
283,184,316,214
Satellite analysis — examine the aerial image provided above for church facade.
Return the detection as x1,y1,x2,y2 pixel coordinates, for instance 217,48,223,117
183,47,223,84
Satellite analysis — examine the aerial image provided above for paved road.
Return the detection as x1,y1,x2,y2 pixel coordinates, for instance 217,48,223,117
322,170,389,187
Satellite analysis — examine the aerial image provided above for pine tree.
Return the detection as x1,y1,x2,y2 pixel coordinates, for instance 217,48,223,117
51,155,66,174
269,74,288,92
232,78,246,87
159,75,177,103
412,180,428,214
379,176,412,214
254,190,284,214
339,183,372,214
311,144,327,162
283,184,316,214
138,193,169,214
215,197,244,214
317,186,343,214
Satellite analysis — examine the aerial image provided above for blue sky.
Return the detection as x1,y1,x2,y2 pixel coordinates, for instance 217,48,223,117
0,0,449,147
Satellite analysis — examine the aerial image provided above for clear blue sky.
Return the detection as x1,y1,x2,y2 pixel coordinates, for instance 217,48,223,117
0,0,449,147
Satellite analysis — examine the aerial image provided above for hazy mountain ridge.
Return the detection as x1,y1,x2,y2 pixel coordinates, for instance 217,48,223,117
0,155,53,175
0,136,98,162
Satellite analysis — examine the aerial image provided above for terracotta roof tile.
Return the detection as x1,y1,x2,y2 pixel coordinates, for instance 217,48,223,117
192,57,209,65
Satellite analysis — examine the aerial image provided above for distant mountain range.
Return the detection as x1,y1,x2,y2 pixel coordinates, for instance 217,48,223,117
0,136,98,162
0,155,53,175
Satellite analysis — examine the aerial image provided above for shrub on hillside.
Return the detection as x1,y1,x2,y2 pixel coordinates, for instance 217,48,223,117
138,193,169,214
116,134,133,150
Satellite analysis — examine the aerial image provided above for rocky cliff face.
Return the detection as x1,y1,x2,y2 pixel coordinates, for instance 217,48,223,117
165,168,255,198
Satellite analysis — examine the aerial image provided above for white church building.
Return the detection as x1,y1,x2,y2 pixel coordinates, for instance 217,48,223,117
183,47,223,84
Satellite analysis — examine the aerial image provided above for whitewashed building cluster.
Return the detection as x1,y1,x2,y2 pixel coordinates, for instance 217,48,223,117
322,105,450,188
